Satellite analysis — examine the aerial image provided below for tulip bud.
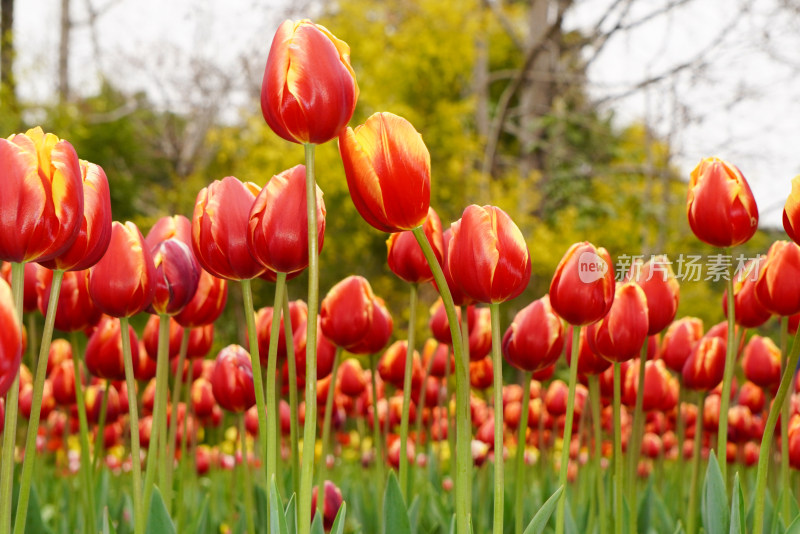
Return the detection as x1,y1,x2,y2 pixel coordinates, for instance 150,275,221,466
722,257,771,327
502,295,564,373
378,340,422,390
148,238,200,316
738,381,765,414
549,242,614,326
293,320,337,380
338,358,367,398
627,256,679,335
754,241,800,316
174,268,228,328
469,357,493,390
85,316,140,381
347,297,393,355
587,282,649,363
0,262,39,312
386,207,443,284
660,317,704,373
255,300,308,364
783,175,800,244
741,335,781,390
320,275,375,349
682,335,726,391
37,269,103,333
210,345,257,413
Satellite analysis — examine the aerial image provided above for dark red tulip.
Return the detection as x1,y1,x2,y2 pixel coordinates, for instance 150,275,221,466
261,19,358,145
347,297,393,355
627,255,679,335
310,480,345,530
85,316,140,381
339,112,431,233
587,282,649,363
338,358,367,398
503,295,564,373
660,317,704,373
191,176,265,281
320,275,374,349
686,157,758,248
147,237,200,316
549,242,615,326
741,335,781,390
210,345,256,413
145,215,192,250
682,335,726,391
174,268,228,328
89,221,156,318
448,205,531,303
722,257,771,328
0,277,22,397
754,240,800,316
386,207,443,284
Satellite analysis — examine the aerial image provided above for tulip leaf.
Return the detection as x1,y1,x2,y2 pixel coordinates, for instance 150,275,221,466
523,485,564,534
102,507,117,534
449,514,456,534
95,469,110,524
638,481,654,534
284,495,296,534
786,514,800,534
730,474,744,534
145,487,176,534
269,478,289,534
701,452,729,534
382,472,411,534
329,503,347,534
192,495,209,534
254,485,268,534
310,511,324,534
408,496,421,532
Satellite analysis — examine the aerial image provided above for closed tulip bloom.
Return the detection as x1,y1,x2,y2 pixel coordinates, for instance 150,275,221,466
142,315,184,361
448,205,531,303
686,157,758,247
347,297,393,355
339,112,431,233
255,300,307,363
310,480,345,531
85,316,139,381
89,221,156,318
191,176,265,281
429,299,475,345
320,275,375,349
0,278,22,397
466,307,493,361
682,335,726,391
564,325,611,376
0,127,84,263
754,240,800,316
51,359,84,406
660,317,704,373
148,238,200,316
1,262,39,312
621,359,672,411
423,339,454,378
338,358,367,398
502,295,564,373
549,242,615,326
46,339,73,374
210,345,257,413
145,215,192,250
261,19,358,145
435,228,473,307
293,320,337,380
247,164,325,274
587,282,649,363
379,340,423,390
741,335,781,390
386,207,443,284
174,268,228,328
37,269,102,332
722,257,771,327
39,160,112,271
783,176,800,244
627,255,679,335
469,357,493,390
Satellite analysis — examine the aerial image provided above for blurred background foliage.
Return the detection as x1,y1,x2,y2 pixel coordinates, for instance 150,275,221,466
0,0,784,347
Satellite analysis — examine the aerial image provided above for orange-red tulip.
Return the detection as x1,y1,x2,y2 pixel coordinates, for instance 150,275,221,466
622,359,673,411
549,242,614,326
741,335,781,390
191,377,216,418
247,164,325,274
320,275,375,350
564,325,611,376
738,381,765,414
88,221,156,318
469,357,493,390
754,240,800,316
783,175,800,244
293,320,337,380
722,257,771,327
1,262,39,312
660,317,704,373
502,295,564,373
682,335,726,391
338,358,366,398
46,338,72,374
51,359,85,406
84,383,120,425
37,268,102,333
423,339,453,378
686,157,758,247
145,215,192,250
261,20,358,145
174,268,228,328
255,300,308,364
435,228,473,307
347,297,393,355
210,345,256,413
0,127,83,263
627,255,679,335
142,315,183,361
386,207,443,284
448,205,531,304
339,112,431,233
379,340,423,391
85,316,140,381
587,282,649,363
0,278,22,396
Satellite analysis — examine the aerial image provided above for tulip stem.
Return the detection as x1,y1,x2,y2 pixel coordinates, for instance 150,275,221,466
298,142,320,534
753,324,800,534
175,353,196,531
370,353,385,527
399,283,419,502
143,314,172,517
613,362,624,534
489,302,504,534
120,316,145,534
780,315,791,523
513,371,532,534
411,225,470,533
283,291,300,497
687,391,706,534
165,328,190,511
318,346,342,514
716,249,736,482
588,374,607,534
240,416,256,534
414,343,436,465
555,325,581,534
14,270,72,534
92,378,111,475
627,343,649,534
265,272,287,499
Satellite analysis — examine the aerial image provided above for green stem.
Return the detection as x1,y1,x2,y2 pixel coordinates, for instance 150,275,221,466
674,381,687,507
489,303,504,534
69,332,98,534
716,248,736,482
283,291,300,497
555,325,581,534
588,374,607,534
780,315,791,523
514,371,532,534
299,142,320,534
627,342,649,533
240,416,256,534
121,316,145,534
175,353,195,531
14,270,74,534
445,340,455,477
143,314,171,519
687,392,706,534
92,379,111,476
414,343,436,464
165,328,190,511
411,226,470,533
26,314,36,371
318,347,342,513
399,283,419,502
460,305,473,513
753,325,800,534
370,354,385,528
613,363,624,534
266,272,287,497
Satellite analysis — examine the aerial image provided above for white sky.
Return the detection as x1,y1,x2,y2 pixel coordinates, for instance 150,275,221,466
14,0,800,228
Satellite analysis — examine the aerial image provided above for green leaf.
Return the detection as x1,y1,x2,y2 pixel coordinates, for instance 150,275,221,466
382,472,411,534
653,487,676,533
145,487,176,534
449,514,456,534
329,503,347,534
255,485,268,534
269,478,289,534
22,485,53,534
310,511,324,534
408,496,420,534
638,481,654,534
95,469,110,524
786,514,800,534
701,452,730,534
730,474,744,534
284,495,296,534
102,507,117,534
523,485,564,534
192,495,210,534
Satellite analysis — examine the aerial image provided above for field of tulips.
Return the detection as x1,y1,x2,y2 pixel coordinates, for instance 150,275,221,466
2,15,800,534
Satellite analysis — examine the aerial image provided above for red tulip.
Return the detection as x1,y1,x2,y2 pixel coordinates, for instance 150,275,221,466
339,112,431,233
660,317,704,373
587,282,649,363
564,325,611,376
429,300,475,346
0,127,84,263
255,300,308,364
469,357,493,390
435,228,473,307
787,414,800,469
210,345,257,413
191,176,265,281
19,379,55,420
741,335,781,390
738,381,765,414
627,255,679,335
142,315,183,361
686,157,758,247
186,324,214,359
1,262,39,312
320,275,375,349
621,359,672,411
46,338,72,374
0,278,22,397
347,297,393,355
783,175,800,244
386,207,443,284
378,340,423,390
549,242,614,326
261,19,358,145
191,377,216,418
502,295,564,373
310,480,345,530
89,221,156,318
424,340,453,378
448,205,531,303
145,215,192,250
338,358,367,398
174,268,228,328
133,342,156,380
722,257,771,327
51,359,85,406
37,268,102,332
682,335,726,391
247,164,325,274
148,237,200,316
754,240,800,316
293,320,337,380
84,383,120,425
85,316,140,381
